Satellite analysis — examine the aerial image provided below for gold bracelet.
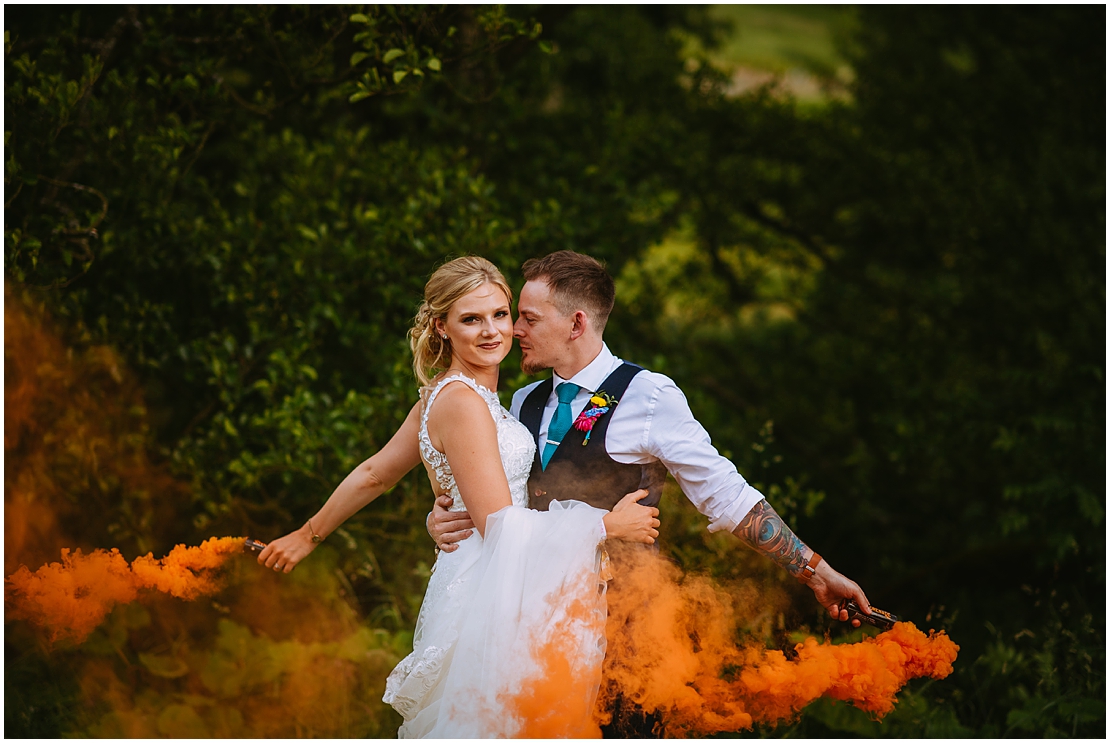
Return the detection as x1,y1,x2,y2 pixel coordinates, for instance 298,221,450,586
308,518,323,544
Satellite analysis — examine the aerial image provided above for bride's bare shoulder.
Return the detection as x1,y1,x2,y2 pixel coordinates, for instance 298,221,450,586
425,379,497,448
429,377,487,409
421,372,461,403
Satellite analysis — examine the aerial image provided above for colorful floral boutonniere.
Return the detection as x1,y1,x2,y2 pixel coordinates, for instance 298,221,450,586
572,391,619,446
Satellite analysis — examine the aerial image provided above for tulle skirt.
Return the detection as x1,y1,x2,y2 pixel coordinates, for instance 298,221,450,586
384,500,609,738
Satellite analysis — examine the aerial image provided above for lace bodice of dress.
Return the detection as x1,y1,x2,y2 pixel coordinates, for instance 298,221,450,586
418,374,535,511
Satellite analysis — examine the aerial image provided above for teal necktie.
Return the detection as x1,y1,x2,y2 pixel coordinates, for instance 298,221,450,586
541,382,579,470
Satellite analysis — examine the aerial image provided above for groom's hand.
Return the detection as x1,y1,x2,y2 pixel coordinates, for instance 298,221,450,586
427,494,475,553
808,558,871,628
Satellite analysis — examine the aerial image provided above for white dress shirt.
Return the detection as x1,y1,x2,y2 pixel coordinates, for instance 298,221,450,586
509,344,764,533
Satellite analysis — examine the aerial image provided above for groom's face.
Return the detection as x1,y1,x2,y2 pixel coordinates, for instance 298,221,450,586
514,279,573,374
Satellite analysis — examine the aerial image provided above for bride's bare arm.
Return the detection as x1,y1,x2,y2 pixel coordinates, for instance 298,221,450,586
259,401,422,572
431,383,514,537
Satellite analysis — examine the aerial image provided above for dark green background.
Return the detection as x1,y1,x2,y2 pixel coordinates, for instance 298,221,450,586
5,5,1104,737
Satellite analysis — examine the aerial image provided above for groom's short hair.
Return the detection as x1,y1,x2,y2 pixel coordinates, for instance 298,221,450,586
522,251,616,330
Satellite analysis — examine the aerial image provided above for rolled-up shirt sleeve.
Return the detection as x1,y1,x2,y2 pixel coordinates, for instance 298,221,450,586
645,382,764,533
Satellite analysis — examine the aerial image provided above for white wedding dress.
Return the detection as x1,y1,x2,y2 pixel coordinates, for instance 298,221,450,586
383,374,609,738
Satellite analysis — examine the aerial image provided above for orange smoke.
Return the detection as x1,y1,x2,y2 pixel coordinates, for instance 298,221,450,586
506,590,607,738
5,286,191,577
511,544,958,737
735,622,957,723
6,536,245,644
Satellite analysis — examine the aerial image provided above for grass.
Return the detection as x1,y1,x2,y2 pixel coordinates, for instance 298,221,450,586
683,5,858,102
709,5,854,75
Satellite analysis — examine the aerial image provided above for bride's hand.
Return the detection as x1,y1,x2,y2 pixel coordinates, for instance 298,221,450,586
258,524,317,574
603,489,660,545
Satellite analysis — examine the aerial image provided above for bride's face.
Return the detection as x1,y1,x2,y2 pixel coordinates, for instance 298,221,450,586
437,282,514,369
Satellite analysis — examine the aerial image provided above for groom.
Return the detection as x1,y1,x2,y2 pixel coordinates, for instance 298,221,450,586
428,250,871,735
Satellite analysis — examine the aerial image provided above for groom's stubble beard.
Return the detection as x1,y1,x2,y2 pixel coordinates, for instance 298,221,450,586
520,357,550,375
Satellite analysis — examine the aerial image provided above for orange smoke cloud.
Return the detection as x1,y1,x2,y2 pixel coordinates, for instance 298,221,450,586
510,544,959,737
6,536,245,644
735,622,956,723
506,590,607,738
5,286,191,578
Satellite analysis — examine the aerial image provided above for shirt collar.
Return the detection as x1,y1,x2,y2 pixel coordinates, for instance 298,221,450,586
553,343,618,395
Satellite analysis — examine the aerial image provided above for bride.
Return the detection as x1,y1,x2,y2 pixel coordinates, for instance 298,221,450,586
259,256,659,737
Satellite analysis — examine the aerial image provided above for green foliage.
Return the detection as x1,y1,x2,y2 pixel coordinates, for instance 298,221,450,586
346,5,538,101
5,4,1103,738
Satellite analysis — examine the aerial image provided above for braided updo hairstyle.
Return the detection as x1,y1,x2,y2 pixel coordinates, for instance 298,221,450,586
409,256,513,386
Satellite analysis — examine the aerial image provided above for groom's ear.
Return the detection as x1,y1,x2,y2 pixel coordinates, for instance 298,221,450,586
568,310,590,340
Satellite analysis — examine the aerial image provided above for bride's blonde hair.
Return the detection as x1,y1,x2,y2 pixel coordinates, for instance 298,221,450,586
410,256,513,386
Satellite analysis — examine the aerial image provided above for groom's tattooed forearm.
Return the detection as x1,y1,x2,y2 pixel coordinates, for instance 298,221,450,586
733,499,810,576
